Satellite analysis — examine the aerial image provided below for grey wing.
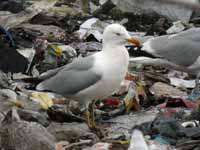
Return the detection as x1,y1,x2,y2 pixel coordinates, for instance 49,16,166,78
145,28,200,67
38,66,65,80
36,56,102,95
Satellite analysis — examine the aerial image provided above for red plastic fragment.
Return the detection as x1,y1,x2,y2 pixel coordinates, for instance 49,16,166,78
158,98,198,109
103,98,120,106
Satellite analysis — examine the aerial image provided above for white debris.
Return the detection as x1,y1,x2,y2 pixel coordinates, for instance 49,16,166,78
77,18,110,41
128,129,149,150
169,77,196,88
167,21,186,34
77,18,102,41
17,48,35,62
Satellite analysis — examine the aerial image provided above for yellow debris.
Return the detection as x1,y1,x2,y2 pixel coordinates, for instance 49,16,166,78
31,92,53,110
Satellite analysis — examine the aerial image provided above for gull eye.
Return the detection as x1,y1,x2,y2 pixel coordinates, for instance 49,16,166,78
116,33,121,36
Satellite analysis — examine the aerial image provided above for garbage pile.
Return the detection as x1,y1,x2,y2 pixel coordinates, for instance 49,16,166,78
1,0,200,150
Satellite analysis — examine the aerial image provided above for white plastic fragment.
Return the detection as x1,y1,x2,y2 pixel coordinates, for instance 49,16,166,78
99,0,108,5
169,77,196,88
181,120,199,128
166,21,186,34
17,48,35,61
167,70,189,79
77,18,110,41
128,129,149,150
78,18,100,40
17,48,36,73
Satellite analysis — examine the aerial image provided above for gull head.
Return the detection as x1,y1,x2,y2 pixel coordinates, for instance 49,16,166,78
102,24,140,47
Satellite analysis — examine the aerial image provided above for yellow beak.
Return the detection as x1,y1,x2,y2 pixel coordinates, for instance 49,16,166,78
127,38,141,46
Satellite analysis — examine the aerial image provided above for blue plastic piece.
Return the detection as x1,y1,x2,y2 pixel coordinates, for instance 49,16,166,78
0,25,15,48
153,135,170,145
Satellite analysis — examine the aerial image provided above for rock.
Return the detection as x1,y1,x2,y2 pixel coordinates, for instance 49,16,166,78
176,140,200,150
11,24,66,48
148,114,200,145
0,108,56,150
0,0,24,13
93,0,116,17
0,89,51,127
47,104,84,123
47,122,99,142
48,5,80,17
1,0,59,29
111,0,199,22
30,4,81,25
17,109,50,127
0,72,10,89
0,89,18,115
146,17,170,35
16,91,46,112
150,82,187,98
29,12,62,26
29,4,86,34
70,42,102,56
104,110,157,140
55,0,77,6
80,0,90,13
0,44,28,73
